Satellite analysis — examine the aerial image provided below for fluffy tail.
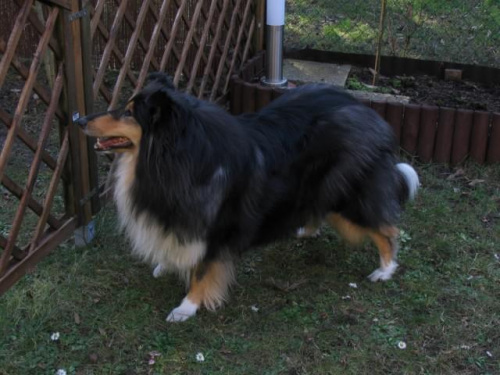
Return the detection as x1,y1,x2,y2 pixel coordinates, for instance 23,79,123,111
396,163,419,201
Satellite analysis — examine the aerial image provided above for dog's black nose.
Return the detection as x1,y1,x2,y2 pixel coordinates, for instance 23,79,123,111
75,116,88,128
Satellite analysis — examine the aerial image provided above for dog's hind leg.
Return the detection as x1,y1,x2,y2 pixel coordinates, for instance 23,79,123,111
326,213,367,245
325,213,399,281
366,226,399,282
166,258,236,322
296,219,322,238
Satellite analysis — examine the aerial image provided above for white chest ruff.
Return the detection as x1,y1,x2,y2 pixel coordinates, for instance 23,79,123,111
113,155,206,272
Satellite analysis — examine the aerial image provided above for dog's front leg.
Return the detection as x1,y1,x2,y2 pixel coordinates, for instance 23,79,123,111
152,264,166,278
166,258,236,322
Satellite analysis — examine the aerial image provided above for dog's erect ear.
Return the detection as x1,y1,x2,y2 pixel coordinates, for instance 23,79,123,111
147,88,176,125
147,73,175,89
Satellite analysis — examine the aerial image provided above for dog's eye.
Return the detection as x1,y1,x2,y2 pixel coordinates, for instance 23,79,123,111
123,110,132,117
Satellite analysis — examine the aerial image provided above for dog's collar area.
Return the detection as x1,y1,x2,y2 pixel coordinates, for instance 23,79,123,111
94,136,133,151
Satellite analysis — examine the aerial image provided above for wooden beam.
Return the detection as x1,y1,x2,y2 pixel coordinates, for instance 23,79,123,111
254,0,265,52
0,218,77,295
39,0,72,10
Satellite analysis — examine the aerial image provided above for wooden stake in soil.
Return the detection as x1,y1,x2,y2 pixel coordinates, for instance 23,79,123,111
372,0,387,86
34,2,56,89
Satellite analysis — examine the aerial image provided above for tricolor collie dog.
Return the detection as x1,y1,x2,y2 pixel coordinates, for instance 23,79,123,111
76,74,419,322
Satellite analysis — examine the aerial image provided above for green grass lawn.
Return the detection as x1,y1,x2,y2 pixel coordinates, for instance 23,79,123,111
286,0,500,67
1,163,499,374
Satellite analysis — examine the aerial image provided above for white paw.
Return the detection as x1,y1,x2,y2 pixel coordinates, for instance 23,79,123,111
166,298,198,322
153,264,165,278
368,261,398,282
296,227,321,238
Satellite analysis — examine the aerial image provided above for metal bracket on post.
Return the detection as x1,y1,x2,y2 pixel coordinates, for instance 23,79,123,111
74,220,96,247
68,8,88,22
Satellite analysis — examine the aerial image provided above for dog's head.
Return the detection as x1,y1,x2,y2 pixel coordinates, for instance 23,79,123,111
76,74,180,153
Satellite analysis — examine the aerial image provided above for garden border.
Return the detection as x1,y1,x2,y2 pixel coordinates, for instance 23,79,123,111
229,51,500,164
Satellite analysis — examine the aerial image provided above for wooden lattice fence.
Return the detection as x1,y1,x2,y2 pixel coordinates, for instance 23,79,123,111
0,0,261,294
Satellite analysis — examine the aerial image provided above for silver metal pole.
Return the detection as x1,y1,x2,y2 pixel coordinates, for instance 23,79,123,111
262,0,287,87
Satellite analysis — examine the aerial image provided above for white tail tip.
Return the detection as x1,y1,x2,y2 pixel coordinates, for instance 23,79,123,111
396,163,419,200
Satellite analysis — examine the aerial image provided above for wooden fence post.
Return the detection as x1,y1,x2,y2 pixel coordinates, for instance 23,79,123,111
58,0,96,244
80,0,100,215
254,0,266,52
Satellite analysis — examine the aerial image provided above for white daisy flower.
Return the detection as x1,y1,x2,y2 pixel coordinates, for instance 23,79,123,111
196,352,205,362
56,370,67,375
397,341,407,349
50,332,60,341
349,283,358,289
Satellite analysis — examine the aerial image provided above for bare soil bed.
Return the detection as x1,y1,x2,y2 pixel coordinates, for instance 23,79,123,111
349,66,500,112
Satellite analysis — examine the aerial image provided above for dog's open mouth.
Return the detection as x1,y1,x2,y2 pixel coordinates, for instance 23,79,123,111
94,136,132,151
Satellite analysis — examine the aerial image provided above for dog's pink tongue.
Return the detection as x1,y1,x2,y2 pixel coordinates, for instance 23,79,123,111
99,137,129,148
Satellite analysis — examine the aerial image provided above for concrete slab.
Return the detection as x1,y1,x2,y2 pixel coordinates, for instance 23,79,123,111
283,58,410,104
346,89,410,104
284,59,351,87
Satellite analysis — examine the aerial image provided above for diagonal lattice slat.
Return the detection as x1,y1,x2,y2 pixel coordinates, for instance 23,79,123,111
0,6,59,185
159,0,188,72
0,63,64,275
185,0,219,94
0,107,59,171
0,0,35,89
90,6,136,102
92,0,129,100
119,0,161,73
0,39,64,120
198,0,231,99
222,0,254,94
109,0,151,109
30,129,70,251
170,0,222,91
172,0,205,87
209,0,244,101
133,0,172,96
1,174,61,231
12,0,62,59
